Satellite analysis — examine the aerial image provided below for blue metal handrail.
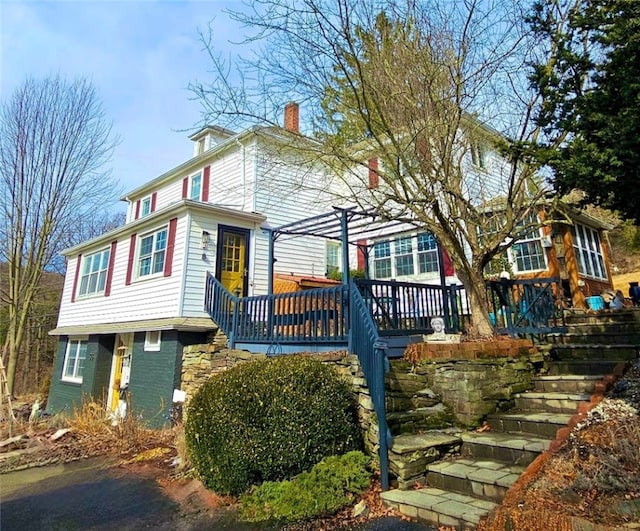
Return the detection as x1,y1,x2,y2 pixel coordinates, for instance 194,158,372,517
205,273,348,346
349,280,391,491
354,278,470,334
487,277,567,336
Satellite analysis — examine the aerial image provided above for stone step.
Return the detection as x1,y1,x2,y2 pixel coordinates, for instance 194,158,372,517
386,405,454,435
547,331,640,345
550,343,639,361
546,359,624,376
460,432,549,466
381,487,497,530
532,374,602,394
426,458,525,503
389,432,461,488
513,391,590,414
564,309,640,326
486,411,572,438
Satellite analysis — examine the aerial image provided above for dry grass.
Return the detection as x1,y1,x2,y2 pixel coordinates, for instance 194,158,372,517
612,271,640,293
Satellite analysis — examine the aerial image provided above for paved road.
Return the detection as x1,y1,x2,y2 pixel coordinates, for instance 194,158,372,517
0,459,434,530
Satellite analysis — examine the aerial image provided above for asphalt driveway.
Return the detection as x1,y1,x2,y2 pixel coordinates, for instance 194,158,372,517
0,459,434,530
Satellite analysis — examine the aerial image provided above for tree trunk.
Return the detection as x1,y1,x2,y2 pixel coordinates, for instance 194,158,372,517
456,266,495,339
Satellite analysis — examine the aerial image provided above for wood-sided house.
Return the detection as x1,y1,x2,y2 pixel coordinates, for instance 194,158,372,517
47,104,615,426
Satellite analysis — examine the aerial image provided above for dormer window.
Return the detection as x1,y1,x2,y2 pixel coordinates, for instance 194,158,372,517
190,172,202,200
196,137,206,155
471,144,487,170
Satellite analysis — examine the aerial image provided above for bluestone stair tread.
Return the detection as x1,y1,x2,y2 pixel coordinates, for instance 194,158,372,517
428,458,525,484
532,374,602,381
514,391,591,401
461,431,551,453
391,432,461,454
489,411,572,425
381,487,497,525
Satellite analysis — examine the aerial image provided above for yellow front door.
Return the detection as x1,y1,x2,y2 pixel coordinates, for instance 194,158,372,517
219,230,247,296
109,342,125,411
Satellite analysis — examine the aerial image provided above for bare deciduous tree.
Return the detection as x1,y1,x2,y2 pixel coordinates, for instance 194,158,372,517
192,0,567,338
0,75,120,394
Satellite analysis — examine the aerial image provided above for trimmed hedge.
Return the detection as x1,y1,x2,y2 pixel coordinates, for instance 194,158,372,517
240,451,371,522
185,355,362,495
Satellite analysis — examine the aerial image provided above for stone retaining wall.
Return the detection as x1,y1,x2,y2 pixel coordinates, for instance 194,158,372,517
388,340,544,426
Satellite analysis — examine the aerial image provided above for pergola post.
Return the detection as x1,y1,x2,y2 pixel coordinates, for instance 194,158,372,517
340,209,350,287
437,240,451,331
267,228,275,296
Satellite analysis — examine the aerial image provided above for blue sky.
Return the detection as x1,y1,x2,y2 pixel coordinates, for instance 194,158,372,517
1,0,248,208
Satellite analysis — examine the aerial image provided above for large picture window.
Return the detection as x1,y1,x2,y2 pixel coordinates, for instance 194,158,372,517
138,227,168,278
572,224,606,279
78,249,110,296
62,338,88,383
373,232,440,279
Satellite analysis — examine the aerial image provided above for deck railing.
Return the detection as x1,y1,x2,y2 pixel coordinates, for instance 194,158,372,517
354,278,470,334
486,277,566,336
205,273,348,346
349,281,391,490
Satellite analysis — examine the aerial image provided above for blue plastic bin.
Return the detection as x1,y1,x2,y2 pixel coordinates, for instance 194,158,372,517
585,295,605,311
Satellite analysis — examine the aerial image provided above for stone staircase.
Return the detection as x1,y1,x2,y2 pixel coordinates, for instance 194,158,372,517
381,309,640,530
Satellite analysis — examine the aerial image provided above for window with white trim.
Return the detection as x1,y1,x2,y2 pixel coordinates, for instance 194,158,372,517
137,227,168,278
326,241,341,277
510,213,547,273
471,144,487,169
78,248,110,297
417,233,439,273
141,196,152,217
572,224,607,279
373,240,392,278
144,330,162,351
372,232,440,279
394,237,414,276
62,337,88,383
189,172,202,200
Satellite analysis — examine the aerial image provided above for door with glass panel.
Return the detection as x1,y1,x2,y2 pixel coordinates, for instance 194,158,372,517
216,226,250,297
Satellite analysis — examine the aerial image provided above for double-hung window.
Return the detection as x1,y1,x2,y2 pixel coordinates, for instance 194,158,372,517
326,241,341,277
510,213,547,273
190,172,202,201
572,224,606,279
78,248,110,297
138,227,168,278
394,237,414,276
373,241,392,278
417,233,439,273
141,196,152,217
62,337,88,383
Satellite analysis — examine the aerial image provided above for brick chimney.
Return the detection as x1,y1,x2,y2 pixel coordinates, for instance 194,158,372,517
284,102,299,133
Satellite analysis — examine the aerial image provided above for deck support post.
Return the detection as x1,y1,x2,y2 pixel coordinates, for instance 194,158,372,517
437,240,451,331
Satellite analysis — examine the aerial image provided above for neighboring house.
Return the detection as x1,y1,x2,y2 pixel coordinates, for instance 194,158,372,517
47,104,615,426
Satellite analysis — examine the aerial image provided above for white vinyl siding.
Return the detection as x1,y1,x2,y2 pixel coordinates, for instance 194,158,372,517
62,337,88,383
572,224,607,280
78,248,110,297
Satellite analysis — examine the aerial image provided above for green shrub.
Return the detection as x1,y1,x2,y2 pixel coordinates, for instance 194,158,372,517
185,355,362,495
240,451,371,522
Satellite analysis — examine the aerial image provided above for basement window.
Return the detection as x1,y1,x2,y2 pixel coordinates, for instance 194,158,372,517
144,330,162,352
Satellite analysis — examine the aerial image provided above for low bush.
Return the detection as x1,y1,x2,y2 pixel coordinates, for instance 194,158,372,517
240,451,371,522
185,355,362,495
